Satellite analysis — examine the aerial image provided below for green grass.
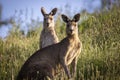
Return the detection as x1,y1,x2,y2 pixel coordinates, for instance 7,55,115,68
0,6,120,80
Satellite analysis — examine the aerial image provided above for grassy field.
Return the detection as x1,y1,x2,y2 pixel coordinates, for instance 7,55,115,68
0,6,120,80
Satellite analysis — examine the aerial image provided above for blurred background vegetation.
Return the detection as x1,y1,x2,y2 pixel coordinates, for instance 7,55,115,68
0,0,120,80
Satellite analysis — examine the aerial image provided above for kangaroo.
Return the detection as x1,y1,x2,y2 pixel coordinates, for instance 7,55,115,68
40,7,59,49
17,13,82,80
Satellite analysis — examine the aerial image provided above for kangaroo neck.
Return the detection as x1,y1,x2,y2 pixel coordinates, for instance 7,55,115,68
43,26,55,33
67,34,78,40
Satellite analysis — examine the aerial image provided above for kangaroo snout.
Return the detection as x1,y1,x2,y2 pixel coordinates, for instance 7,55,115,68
70,29,73,33
46,22,49,26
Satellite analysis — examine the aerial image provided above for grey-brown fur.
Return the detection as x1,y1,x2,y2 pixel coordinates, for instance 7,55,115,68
17,13,82,80
40,7,59,49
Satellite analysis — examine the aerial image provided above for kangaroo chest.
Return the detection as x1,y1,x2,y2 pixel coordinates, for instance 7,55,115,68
41,30,58,48
66,41,80,65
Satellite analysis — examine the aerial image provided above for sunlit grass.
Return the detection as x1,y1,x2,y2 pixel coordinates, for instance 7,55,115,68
0,6,120,80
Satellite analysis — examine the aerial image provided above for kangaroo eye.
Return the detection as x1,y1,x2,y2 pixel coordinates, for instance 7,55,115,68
44,18,47,21
50,18,53,20
67,24,70,27
72,22,76,27
74,24,76,27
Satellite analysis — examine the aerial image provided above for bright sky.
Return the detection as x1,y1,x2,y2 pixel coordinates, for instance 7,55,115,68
0,0,101,38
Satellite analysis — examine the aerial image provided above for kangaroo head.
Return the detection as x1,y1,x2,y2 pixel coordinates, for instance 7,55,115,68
41,7,57,28
61,13,80,36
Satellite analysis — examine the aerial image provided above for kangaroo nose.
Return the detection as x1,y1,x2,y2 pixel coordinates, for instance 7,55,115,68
46,23,49,26
70,29,73,33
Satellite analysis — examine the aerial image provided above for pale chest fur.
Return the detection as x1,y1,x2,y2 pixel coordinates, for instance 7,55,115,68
65,38,81,65
40,29,59,48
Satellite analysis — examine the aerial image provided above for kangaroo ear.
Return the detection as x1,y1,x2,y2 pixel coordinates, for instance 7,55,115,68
61,14,69,23
73,13,80,22
49,8,57,16
41,7,46,16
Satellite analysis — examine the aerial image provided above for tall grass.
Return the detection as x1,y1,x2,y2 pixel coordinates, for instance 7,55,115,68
76,6,120,80
0,6,120,80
